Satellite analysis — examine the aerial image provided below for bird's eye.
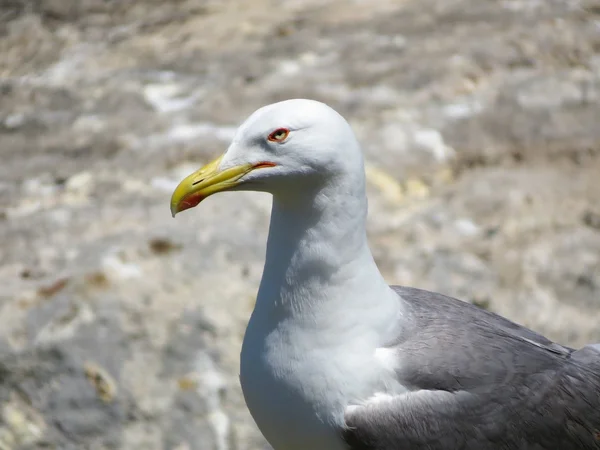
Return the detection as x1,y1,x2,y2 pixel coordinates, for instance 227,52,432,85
267,128,289,142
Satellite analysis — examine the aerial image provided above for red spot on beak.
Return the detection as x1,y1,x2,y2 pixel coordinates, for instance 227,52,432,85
177,192,206,213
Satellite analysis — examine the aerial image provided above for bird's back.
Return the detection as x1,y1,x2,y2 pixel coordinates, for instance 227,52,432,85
342,286,600,450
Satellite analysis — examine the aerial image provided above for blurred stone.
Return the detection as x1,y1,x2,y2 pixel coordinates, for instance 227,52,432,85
583,209,600,230
65,171,93,193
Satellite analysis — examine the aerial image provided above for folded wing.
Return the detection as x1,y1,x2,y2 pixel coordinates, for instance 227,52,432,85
343,287,600,450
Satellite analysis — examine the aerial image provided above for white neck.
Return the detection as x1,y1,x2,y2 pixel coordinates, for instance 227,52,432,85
255,172,400,333
241,167,404,450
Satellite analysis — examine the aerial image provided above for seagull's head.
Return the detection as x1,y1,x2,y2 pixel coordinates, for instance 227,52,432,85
170,99,363,216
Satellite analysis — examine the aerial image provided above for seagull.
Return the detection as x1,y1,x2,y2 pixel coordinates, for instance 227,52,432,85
170,99,600,450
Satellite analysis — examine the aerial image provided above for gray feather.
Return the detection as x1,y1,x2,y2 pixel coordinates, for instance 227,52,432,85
343,286,600,450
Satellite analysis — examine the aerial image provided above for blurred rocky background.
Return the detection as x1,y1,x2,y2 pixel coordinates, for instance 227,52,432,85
1,0,600,448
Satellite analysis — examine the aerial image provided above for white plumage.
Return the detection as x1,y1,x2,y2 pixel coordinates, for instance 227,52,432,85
171,99,600,450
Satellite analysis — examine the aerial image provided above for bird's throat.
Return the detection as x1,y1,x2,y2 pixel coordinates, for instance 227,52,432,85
255,181,396,324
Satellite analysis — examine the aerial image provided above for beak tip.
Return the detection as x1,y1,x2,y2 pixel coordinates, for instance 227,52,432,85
170,201,180,218
169,154,250,219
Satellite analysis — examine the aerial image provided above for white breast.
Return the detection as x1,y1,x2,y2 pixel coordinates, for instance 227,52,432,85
240,313,403,450
240,319,346,450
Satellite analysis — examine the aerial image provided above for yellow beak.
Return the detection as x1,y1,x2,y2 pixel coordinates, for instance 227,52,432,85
170,154,275,217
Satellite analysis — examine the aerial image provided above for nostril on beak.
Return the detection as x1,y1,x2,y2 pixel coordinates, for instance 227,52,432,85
192,178,204,186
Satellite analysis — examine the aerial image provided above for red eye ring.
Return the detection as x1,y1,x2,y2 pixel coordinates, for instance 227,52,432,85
268,128,290,142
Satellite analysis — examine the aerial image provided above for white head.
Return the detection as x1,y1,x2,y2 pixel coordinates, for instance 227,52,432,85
170,99,365,215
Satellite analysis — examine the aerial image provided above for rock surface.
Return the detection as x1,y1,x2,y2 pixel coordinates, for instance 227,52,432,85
1,0,600,449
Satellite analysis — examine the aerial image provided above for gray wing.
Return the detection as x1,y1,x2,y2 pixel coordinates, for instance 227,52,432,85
342,286,600,450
